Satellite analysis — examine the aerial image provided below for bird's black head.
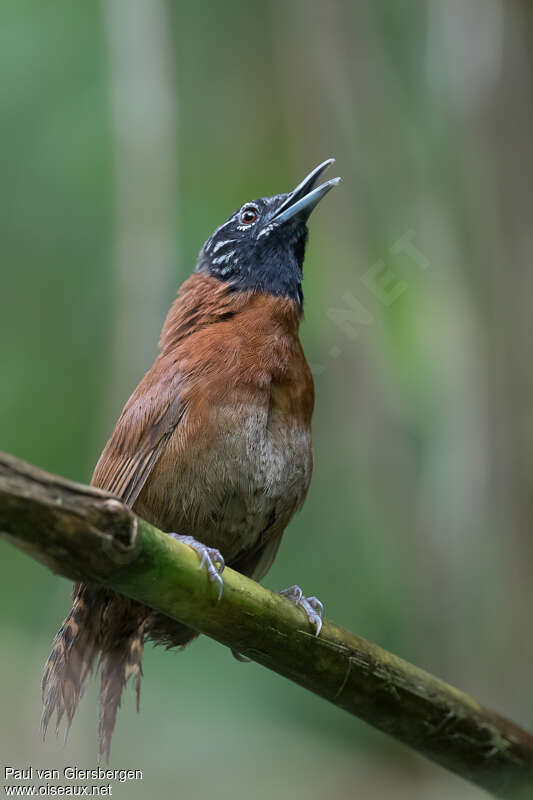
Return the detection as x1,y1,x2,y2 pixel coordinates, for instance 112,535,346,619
195,159,341,307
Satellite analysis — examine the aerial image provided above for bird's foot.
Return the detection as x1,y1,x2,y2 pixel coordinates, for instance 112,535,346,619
279,585,324,637
168,534,225,600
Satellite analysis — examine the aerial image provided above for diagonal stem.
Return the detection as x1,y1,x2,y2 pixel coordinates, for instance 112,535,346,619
0,450,532,799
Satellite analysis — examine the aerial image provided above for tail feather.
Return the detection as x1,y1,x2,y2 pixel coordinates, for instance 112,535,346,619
98,626,145,762
41,592,99,739
42,588,148,761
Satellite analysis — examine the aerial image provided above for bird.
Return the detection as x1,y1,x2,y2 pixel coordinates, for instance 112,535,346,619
41,159,341,761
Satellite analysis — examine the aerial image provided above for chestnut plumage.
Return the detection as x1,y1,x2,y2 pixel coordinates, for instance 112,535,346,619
41,160,340,760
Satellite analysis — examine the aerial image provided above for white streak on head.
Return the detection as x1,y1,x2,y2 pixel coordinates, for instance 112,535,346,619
257,223,276,239
212,250,236,265
203,216,238,253
213,239,235,253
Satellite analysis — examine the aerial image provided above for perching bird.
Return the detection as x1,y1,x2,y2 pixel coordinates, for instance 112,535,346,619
41,159,341,760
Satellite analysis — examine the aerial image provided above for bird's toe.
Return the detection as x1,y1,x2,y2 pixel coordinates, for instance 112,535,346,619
279,584,324,637
168,534,225,600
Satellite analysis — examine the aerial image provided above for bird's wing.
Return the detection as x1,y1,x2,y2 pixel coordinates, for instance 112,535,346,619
92,374,185,509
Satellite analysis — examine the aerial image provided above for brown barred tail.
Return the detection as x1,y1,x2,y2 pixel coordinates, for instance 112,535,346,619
41,590,99,740
98,626,145,763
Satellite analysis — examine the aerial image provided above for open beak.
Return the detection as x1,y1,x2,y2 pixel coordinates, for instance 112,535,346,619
270,158,341,226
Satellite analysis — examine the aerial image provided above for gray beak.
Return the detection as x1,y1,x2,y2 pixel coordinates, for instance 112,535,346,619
270,159,341,226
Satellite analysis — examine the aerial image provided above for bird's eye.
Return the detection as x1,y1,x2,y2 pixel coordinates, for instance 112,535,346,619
240,206,258,225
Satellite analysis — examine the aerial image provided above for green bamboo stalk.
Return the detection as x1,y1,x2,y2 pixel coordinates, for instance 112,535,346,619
0,450,532,799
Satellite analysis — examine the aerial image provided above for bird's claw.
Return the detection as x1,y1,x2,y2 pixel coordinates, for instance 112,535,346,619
168,534,225,600
279,584,324,636
231,649,251,663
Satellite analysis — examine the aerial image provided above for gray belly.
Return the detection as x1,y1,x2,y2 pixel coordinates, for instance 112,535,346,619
137,402,312,563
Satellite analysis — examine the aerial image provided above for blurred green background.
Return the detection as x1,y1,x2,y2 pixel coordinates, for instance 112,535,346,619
1,1,532,798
